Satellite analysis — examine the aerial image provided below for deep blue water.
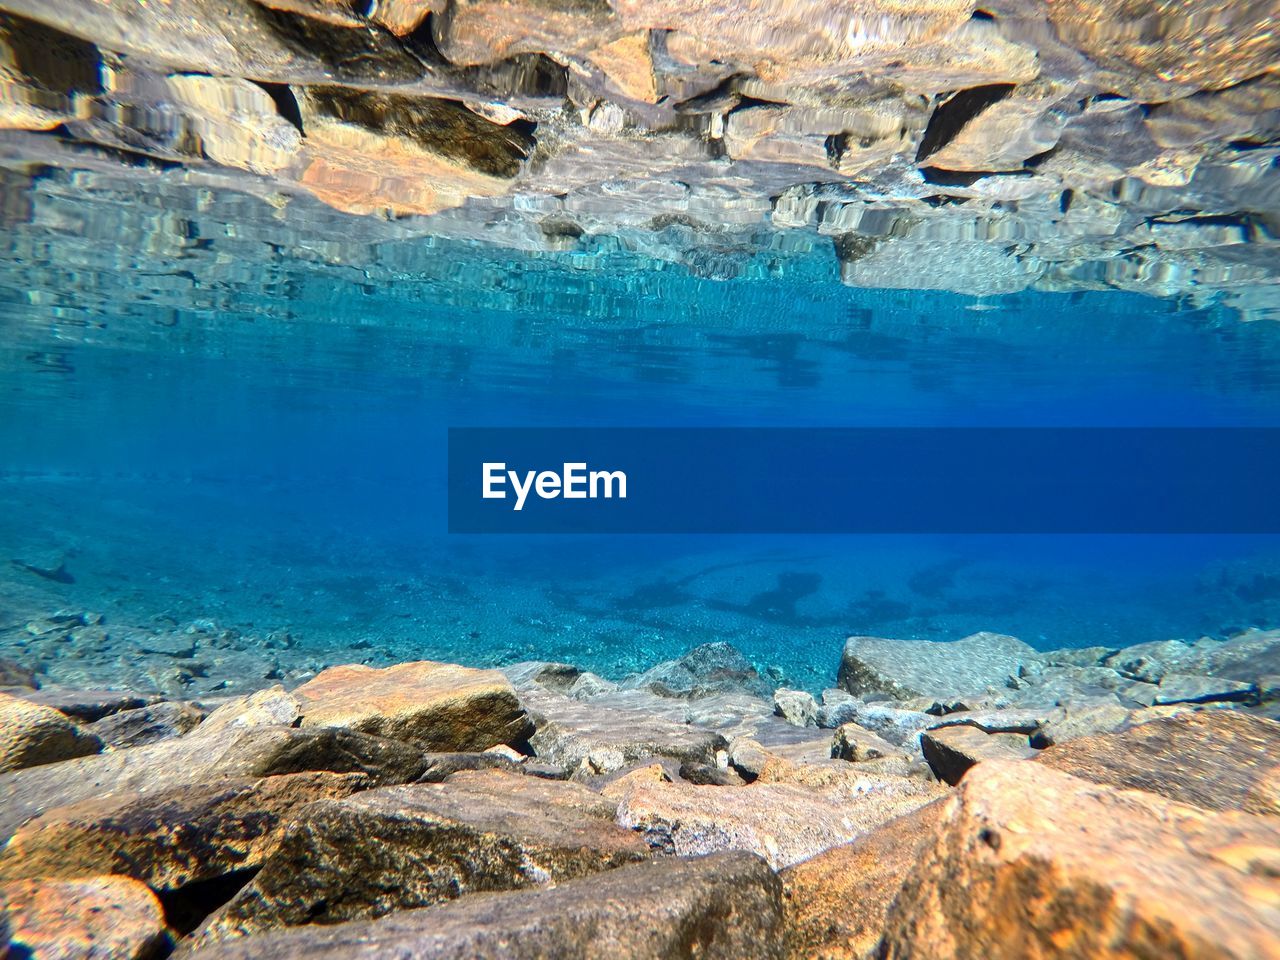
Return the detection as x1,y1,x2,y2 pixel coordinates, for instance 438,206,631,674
3,234,1280,691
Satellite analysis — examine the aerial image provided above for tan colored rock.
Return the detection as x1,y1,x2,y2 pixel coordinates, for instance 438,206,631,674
165,75,302,176
0,874,168,960
295,659,532,751
781,800,946,960
293,88,533,217
196,685,303,738
0,10,99,131
919,724,1036,785
1035,710,1280,811
881,760,1280,959
192,769,649,947
1244,763,1280,816
0,771,369,890
831,722,899,762
600,762,673,801
587,31,660,103
839,632,1040,702
0,725,424,839
921,81,1074,173
0,691,102,773
435,0,623,65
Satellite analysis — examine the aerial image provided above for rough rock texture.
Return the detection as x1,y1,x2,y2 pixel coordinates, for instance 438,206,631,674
0,691,103,773
0,724,424,838
192,769,649,946
623,642,773,699
294,660,533,751
780,801,946,960
0,771,369,890
880,761,1280,960
839,632,1039,701
919,724,1037,785
180,852,784,960
521,685,728,778
1035,710,1280,812
0,874,169,960
615,769,944,869
0,0,1276,309
88,701,207,749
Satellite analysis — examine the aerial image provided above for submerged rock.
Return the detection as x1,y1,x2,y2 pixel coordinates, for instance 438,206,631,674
781,800,946,960
0,771,369,891
623,642,772,699
1035,710,1280,812
294,660,533,752
919,725,1037,786
0,874,169,960
181,851,784,960
838,632,1039,702
89,701,206,749
0,691,103,773
772,688,818,727
881,760,1280,960
192,769,648,946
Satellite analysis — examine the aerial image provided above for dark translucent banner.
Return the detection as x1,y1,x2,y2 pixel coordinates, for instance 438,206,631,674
447,428,1280,534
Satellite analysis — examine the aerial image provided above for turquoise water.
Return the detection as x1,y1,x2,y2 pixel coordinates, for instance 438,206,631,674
3,189,1280,693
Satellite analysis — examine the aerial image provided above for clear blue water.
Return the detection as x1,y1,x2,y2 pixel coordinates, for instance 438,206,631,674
3,222,1280,692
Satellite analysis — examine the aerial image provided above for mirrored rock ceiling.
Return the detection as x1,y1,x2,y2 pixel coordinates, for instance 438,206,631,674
0,0,1277,313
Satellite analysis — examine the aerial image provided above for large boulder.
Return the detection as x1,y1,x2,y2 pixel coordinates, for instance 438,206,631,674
0,771,369,890
294,660,533,751
780,800,946,960
1035,710,1280,811
0,725,425,838
880,760,1280,959
0,691,103,773
180,851,783,960
0,874,169,960
191,769,649,947
838,633,1039,702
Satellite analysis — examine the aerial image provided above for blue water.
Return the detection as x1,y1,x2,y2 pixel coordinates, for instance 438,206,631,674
3,222,1280,692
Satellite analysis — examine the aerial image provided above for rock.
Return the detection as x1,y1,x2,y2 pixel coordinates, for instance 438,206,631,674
830,722,899,763
1036,710,1280,811
781,800,946,960
772,688,817,727
834,701,933,749
0,658,37,688
416,750,528,782
816,688,858,728
0,771,368,890
1185,629,1280,685
881,760,1280,960
919,725,1037,786
1031,645,1116,669
192,769,649,946
9,688,153,721
88,701,206,749
0,692,103,773
623,642,772,699
600,762,673,801
1029,702,1134,747
1102,638,1196,683
294,660,533,752
616,769,943,869
1154,673,1257,706
0,874,169,960
521,686,727,778
838,632,1040,702
0,725,425,838
1243,764,1280,816
925,707,1052,735
197,686,302,737
179,851,783,960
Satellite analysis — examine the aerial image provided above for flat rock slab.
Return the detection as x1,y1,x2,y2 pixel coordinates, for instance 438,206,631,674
920,725,1037,786
295,660,533,752
182,851,783,960
88,701,206,749
1035,710,1280,811
522,687,728,777
781,800,946,960
0,725,424,839
9,688,156,721
192,769,649,946
839,632,1039,702
0,691,103,773
1,874,169,960
615,773,943,869
0,771,369,890
881,760,1280,960
1154,673,1257,706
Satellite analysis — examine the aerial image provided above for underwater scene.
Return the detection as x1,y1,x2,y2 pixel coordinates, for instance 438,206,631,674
1,0,1279,958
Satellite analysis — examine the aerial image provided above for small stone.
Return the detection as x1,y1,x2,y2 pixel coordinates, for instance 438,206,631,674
773,688,818,727
831,722,899,762
0,692,102,773
0,875,168,960
816,688,858,728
